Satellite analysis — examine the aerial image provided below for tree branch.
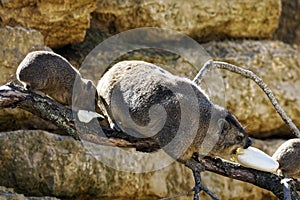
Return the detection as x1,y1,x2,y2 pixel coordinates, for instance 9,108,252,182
196,156,300,200
0,83,160,151
0,82,299,200
193,60,300,138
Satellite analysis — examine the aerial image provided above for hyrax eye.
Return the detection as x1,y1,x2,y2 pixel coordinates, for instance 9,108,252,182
235,135,244,142
25,85,31,90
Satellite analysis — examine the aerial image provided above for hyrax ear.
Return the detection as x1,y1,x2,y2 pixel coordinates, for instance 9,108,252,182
86,80,93,90
218,118,229,133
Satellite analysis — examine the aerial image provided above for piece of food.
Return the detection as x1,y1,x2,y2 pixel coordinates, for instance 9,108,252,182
77,110,103,123
231,147,279,173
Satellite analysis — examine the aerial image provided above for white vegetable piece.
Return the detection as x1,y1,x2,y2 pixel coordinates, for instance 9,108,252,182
77,110,103,123
231,147,279,173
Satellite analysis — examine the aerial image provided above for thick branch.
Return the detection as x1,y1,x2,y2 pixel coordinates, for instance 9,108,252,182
0,83,159,151
1,82,300,200
196,156,300,200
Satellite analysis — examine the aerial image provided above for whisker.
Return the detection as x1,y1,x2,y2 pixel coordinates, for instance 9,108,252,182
243,124,250,130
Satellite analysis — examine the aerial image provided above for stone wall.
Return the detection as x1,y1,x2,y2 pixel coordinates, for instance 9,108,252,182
0,0,97,48
0,0,300,199
92,0,281,41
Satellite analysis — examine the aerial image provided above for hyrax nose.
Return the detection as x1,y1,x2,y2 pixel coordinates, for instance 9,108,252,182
244,137,252,148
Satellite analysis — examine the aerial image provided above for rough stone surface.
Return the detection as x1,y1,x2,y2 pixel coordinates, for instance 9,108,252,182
0,0,97,48
0,130,193,199
203,40,300,138
274,0,300,45
0,26,57,133
0,186,59,200
92,0,281,41
0,130,284,199
0,26,50,85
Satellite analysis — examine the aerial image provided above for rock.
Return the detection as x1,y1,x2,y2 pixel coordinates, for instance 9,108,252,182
274,0,300,45
0,130,283,199
0,130,193,198
0,26,50,85
54,27,110,68
0,186,59,200
0,0,97,48
203,40,300,138
0,186,27,200
92,0,281,41
0,26,57,133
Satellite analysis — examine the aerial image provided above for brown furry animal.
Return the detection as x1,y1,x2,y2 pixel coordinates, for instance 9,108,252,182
97,60,252,164
16,51,98,111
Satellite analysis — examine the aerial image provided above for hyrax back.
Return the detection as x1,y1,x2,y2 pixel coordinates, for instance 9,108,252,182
16,51,97,110
97,60,252,160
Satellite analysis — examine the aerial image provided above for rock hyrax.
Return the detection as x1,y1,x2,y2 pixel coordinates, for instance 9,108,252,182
97,60,252,162
16,51,98,111
272,139,300,179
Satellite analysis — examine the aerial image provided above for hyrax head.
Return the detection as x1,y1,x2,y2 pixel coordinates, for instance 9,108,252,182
72,77,99,111
200,105,252,159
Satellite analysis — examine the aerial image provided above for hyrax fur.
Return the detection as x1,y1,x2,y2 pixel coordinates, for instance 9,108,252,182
16,51,98,111
272,139,300,179
97,60,252,162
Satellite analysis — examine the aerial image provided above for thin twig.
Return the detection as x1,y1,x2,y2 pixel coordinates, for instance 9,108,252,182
193,61,300,138
193,60,214,85
158,189,193,200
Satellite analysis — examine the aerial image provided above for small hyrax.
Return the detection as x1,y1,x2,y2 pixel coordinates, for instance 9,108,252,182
97,60,252,164
272,139,300,179
16,51,98,111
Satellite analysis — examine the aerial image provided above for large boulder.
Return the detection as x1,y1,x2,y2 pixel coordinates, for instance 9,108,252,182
0,0,97,48
0,130,282,199
203,40,300,138
0,130,193,198
92,0,281,41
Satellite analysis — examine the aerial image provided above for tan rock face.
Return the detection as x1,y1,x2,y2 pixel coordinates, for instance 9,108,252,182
0,26,50,85
203,40,300,138
0,130,280,199
0,0,97,48
0,130,193,198
92,0,281,41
